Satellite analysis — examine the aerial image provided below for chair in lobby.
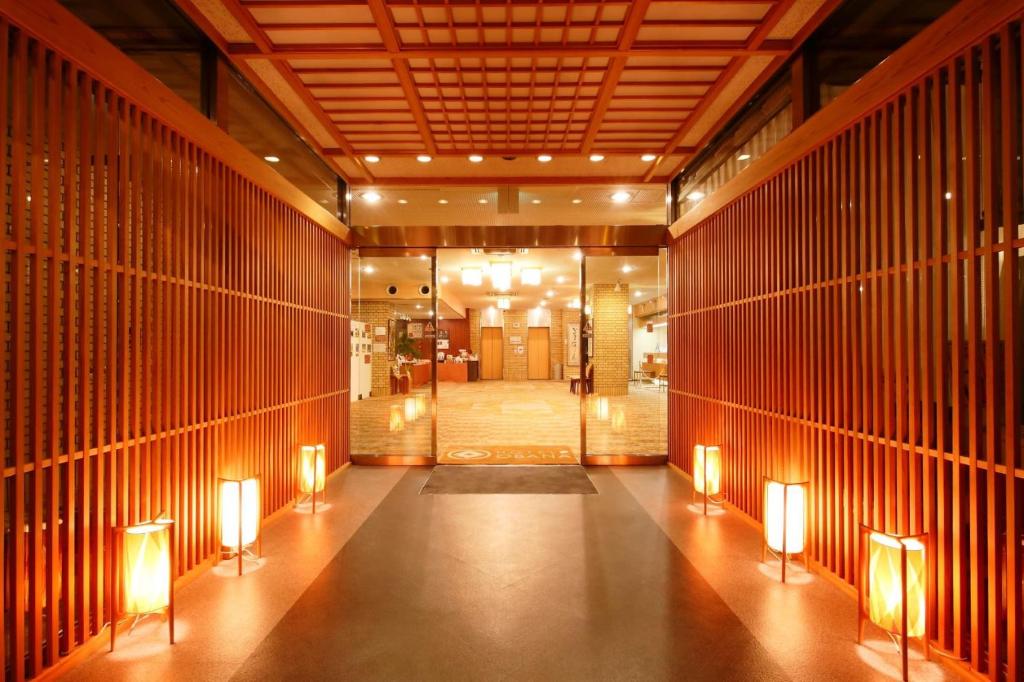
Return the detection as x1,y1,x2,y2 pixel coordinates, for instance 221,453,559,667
570,362,594,395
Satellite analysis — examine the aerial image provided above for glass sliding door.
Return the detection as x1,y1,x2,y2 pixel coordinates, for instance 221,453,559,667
582,249,668,461
350,250,436,461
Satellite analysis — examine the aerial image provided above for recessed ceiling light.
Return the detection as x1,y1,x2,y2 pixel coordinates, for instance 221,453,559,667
440,275,450,284
589,154,605,162
641,154,657,162
419,254,428,261
398,198,408,204
546,290,555,298
362,265,375,274
571,198,582,204
687,190,705,201
319,199,329,204
438,199,449,204
364,155,381,163
417,154,432,163
737,153,751,161
555,275,566,284
634,290,643,298
478,198,488,204
539,300,547,307
427,310,434,317
468,154,484,163
439,315,444,320
264,155,280,163
611,191,631,203
415,304,422,310
531,199,542,205
537,154,552,163
621,264,634,274
572,251,583,262
361,191,382,203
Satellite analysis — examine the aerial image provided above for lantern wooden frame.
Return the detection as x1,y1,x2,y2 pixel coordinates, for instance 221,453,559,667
760,478,808,583
218,475,263,576
691,444,725,515
296,444,327,514
857,525,930,681
109,518,175,651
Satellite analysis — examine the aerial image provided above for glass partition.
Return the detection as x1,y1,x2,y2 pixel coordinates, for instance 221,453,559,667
583,250,668,458
350,251,435,459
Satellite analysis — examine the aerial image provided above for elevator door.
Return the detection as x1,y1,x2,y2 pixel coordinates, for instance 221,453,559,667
481,327,503,379
527,327,550,379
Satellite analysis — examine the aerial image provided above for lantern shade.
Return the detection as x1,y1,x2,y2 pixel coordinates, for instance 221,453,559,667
405,396,419,421
868,532,926,637
220,478,260,549
764,480,806,554
299,444,326,494
122,522,172,614
595,396,610,421
389,404,405,432
693,445,721,495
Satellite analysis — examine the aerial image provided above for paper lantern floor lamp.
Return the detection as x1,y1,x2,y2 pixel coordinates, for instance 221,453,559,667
857,525,929,681
692,444,724,515
761,478,807,583
110,518,175,651
297,444,327,514
219,476,262,575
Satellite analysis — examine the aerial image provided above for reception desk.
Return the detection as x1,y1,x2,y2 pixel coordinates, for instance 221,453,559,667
437,362,468,382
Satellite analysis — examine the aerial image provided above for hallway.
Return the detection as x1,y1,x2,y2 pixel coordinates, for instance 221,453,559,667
66,465,949,682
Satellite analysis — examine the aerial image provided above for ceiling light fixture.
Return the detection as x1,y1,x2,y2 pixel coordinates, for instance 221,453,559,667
634,290,643,298
263,155,280,163
478,198,488,204
520,268,542,286
589,154,605,162
531,199,542,205
571,198,582,204
361,191,382,203
468,154,484,163
641,154,657,162
611,191,631,203
737,153,751,161
440,275,450,284
490,262,513,291
621,264,634,274
461,268,483,286
555,275,566,284
438,199,449,204
416,154,432,163
537,154,552,163
539,300,547,307
419,255,428,261
398,198,408,204
364,155,381,163
546,290,555,298
572,251,583,262
687,190,706,201
362,265,375,274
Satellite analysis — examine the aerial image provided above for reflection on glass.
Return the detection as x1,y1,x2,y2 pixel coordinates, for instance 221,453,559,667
584,250,668,457
350,253,434,457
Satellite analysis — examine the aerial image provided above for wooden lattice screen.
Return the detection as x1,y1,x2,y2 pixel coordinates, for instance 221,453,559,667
1,16,350,680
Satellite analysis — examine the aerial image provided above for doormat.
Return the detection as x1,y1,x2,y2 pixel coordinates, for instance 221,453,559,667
438,445,578,465
421,465,597,494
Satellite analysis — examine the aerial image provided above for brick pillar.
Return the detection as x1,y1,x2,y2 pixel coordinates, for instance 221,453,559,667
549,309,564,379
592,283,629,396
468,308,481,355
503,310,528,381
358,301,396,396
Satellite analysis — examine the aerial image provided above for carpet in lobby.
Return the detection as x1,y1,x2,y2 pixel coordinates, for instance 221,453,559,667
420,465,597,494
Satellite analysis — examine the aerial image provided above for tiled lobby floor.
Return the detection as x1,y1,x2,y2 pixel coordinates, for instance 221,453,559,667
66,465,953,681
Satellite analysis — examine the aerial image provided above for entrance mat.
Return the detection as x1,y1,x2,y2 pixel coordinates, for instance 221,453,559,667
438,445,577,465
421,465,597,495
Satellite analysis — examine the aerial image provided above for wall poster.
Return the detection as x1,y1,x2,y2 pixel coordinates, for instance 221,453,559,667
566,322,580,365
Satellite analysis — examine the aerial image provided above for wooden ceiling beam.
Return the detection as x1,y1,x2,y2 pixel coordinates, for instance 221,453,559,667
260,19,761,31
229,42,792,60
366,0,438,155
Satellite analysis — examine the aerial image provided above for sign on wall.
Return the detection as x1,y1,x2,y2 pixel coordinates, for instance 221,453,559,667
566,322,580,365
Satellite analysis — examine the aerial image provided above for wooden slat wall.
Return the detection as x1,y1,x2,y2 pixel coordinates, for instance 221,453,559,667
1,17,350,681
669,16,1023,682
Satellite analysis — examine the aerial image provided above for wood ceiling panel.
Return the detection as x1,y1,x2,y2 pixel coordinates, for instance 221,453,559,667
175,0,836,186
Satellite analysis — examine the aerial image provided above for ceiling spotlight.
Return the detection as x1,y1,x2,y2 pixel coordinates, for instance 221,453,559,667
440,275,450,284
555,276,566,284
468,154,484,163
572,251,583,262
621,265,634,274
415,304,423,310
416,154,433,163
263,155,280,163
737,153,751,161
571,198,582,204
427,310,434,317
362,265,375,274
537,154,552,163
589,154,605,162
439,315,444,320
462,268,483,286
361,191,382,203
546,290,555,298
490,262,513,291
539,300,547,307
641,154,657,162
419,254,428,261
687,190,706,201
611,191,631,203
398,198,408,204
438,199,449,204
364,155,381,163
531,199,542,205
634,290,643,298
478,198,488,204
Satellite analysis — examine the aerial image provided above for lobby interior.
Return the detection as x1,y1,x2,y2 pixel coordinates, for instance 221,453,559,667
2,0,1022,681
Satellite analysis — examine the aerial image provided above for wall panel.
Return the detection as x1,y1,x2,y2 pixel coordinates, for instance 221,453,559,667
0,15,350,681
669,15,1023,682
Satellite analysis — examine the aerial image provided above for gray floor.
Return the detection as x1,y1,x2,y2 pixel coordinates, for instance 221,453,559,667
232,467,785,681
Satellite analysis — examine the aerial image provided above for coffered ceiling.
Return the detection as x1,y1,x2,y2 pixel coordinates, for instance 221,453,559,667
174,0,836,187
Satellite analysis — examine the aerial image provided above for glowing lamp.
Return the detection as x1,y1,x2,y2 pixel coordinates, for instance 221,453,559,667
490,262,512,291
858,526,929,680
594,396,610,421
405,396,419,422
389,404,405,432
111,519,175,650
761,478,807,582
692,444,723,515
297,444,326,513
219,477,261,575
415,393,427,418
